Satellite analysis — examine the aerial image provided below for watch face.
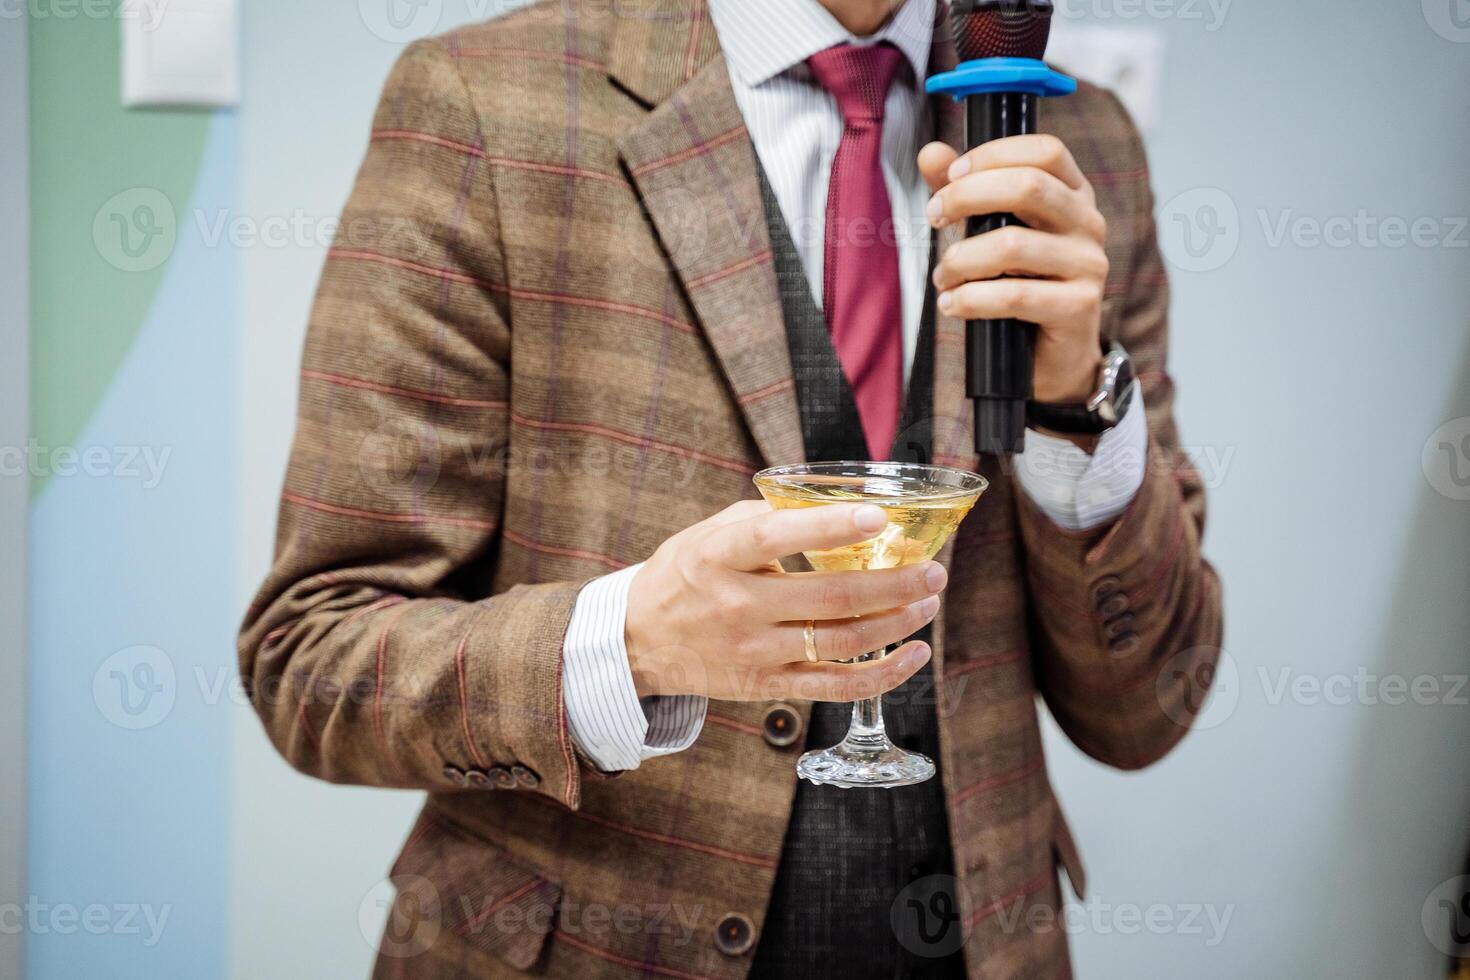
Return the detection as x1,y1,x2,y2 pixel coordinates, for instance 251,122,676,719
1115,346,1137,393
1112,376,1137,424
1094,344,1134,426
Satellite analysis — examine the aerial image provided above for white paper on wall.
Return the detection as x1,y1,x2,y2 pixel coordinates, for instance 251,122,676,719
122,0,239,108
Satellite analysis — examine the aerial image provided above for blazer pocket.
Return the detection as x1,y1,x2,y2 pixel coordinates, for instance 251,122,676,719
389,808,562,971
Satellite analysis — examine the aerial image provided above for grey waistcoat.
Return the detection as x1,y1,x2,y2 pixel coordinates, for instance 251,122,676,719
748,166,967,980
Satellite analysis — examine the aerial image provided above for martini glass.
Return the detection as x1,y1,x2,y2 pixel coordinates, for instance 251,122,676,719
754,461,988,789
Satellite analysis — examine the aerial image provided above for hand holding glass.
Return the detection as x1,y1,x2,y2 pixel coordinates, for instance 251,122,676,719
754,461,987,789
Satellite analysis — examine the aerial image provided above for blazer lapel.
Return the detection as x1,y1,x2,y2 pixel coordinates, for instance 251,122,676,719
609,0,974,473
614,9,804,469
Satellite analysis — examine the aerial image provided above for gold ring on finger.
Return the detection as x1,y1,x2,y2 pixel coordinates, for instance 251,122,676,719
803,620,819,663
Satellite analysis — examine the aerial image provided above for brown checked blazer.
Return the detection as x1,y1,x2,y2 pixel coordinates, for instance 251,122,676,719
239,2,1223,977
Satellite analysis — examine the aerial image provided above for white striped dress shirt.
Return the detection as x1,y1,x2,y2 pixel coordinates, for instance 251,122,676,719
561,0,1149,773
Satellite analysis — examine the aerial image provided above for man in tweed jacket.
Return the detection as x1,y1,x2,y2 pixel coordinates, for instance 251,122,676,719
239,0,1222,976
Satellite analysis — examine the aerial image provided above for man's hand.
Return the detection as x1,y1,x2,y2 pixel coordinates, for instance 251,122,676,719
919,134,1109,406
625,500,947,702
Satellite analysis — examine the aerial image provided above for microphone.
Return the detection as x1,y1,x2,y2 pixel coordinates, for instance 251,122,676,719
927,1,1076,456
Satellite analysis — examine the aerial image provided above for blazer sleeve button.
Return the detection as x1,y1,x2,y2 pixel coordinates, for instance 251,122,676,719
1097,592,1129,619
441,764,467,787
714,912,756,956
761,703,803,748
1090,576,1122,604
1108,633,1141,657
1102,613,1134,640
465,769,492,790
488,766,516,790
510,764,540,789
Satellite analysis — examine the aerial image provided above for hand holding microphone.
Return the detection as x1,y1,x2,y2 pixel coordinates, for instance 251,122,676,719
924,0,1109,453
919,133,1108,413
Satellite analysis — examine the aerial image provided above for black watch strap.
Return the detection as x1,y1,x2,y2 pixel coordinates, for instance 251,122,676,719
1026,399,1113,435
1026,342,1135,435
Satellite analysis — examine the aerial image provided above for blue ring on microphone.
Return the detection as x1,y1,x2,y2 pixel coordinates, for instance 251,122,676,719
925,57,1077,99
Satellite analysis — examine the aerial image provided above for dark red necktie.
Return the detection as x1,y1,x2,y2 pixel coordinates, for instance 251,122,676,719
807,42,905,460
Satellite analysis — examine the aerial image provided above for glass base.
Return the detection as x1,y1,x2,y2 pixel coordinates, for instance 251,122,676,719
796,733,936,789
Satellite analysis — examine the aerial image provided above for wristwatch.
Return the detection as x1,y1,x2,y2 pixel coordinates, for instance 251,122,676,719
1026,341,1136,435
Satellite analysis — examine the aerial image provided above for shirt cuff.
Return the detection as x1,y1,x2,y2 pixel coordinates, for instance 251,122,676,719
562,562,707,772
1014,382,1148,531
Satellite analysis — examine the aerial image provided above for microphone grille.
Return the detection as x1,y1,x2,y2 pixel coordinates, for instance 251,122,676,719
949,0,1055,62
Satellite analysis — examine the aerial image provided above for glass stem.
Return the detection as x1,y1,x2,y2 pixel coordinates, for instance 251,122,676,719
843,645,893,750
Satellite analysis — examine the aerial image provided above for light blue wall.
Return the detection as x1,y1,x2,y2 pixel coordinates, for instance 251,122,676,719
1042,3,1470,979
26,114,239,979
25,5,236,976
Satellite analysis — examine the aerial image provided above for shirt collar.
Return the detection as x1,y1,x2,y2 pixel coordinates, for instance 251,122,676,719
708,0,935,90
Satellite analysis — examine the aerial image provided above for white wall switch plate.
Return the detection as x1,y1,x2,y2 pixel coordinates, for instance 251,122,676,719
122,0,239,108
1046,24,1166,133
